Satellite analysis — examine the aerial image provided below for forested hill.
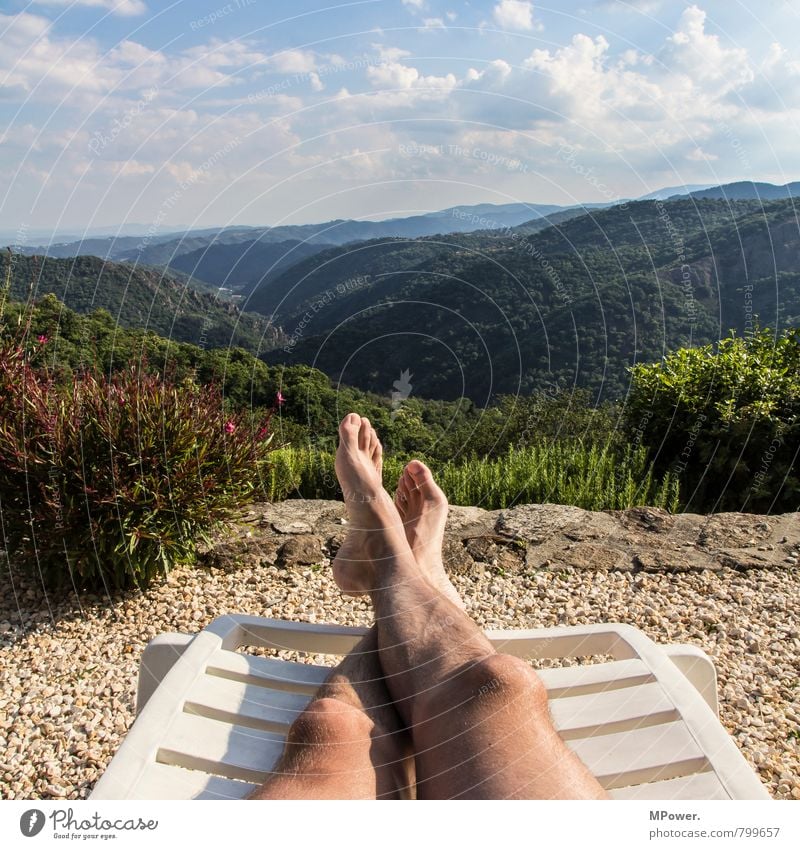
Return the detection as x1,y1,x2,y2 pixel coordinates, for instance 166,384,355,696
1,252,283,353
255,198,800,402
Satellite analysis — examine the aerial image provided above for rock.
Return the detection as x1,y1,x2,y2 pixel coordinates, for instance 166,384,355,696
634,549,722,572
565,543,631,571
442,538,480,576
462,536,525,574
445,505,495,535
277,535,324,567
495,503,589,544
698,514,773,549
717,551,771,570
271,520,313,535
324,532,347,556
616,506,675,534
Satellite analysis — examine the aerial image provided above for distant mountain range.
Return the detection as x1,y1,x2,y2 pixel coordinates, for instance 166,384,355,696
11,181,800,299
685,181,800,201
11,200,611,265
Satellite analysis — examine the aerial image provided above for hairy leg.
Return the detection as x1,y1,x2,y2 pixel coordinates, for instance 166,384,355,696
249,628,413,799
331,414,609,800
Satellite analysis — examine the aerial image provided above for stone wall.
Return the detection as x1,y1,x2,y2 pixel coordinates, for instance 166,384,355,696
199,500,800,575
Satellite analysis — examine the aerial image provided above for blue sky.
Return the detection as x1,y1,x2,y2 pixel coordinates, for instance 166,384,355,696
1,0,799,234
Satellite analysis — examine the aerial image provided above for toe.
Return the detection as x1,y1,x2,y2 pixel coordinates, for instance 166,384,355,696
406,459,432,488
339,413,361,446
401,468,418,499
370,430,383,470
358,417,372,452
394,485,407,518
396,473,410,500
406,460,446,504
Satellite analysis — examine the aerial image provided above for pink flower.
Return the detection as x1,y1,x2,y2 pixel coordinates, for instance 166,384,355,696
257,426,269,440
37,335,48,344
224,421,236,434
276,391,286,406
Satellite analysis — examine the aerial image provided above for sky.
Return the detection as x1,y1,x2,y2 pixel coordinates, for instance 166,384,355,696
1,0,800,235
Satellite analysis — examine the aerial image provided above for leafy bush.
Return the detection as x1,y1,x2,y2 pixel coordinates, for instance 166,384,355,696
0,339,277,590
626,328,800,512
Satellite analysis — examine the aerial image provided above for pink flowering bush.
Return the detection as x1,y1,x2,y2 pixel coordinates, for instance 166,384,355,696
0,340,277,590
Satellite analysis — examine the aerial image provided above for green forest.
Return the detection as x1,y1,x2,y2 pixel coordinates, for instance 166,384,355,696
258,198,800,402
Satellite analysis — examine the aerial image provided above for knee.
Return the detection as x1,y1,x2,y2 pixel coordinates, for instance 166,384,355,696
464,653,548,707
287,697,373,748
417,653,548,722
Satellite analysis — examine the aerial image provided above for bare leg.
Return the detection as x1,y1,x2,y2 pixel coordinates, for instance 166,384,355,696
332,414,608,800
250,627,414,799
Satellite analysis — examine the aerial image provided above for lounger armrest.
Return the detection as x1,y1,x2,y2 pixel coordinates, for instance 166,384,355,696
664,643,719,715
136,633,195,714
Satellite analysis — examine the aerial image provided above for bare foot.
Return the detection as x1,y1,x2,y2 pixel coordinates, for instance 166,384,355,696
331,414,414,595
395,460,465,610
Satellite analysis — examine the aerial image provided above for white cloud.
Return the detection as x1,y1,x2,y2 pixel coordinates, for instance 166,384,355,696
0,13,268,102
264,49,318,74
600,0,662,13
660,5,752,88
372,44,413,63
0,12,108,96
493,1,535,31
420,17,446,31
33,0,147,16
117,158,156,176
687,146,718,162
366,59,457,93
401,0,425,9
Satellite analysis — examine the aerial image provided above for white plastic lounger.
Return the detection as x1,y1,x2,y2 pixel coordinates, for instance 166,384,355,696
90,615,769,800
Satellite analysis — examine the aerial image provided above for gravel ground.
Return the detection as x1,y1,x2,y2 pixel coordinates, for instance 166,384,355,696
1,558,799,800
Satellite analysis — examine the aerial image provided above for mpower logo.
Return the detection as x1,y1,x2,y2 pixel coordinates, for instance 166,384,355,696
20,810,45,837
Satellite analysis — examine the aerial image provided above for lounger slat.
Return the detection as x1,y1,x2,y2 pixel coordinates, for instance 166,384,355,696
537,658,654,698
128,763,257,800
205,651,331,695
207,649,654,700
567,721,709,789
157,713,286,782
184,675,312,732
609,770,730,800
549,681,678,739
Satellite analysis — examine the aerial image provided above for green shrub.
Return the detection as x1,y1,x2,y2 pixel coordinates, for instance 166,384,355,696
626,328,800,512
265,443,678,512
436,442,679,511
0,339,277,590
